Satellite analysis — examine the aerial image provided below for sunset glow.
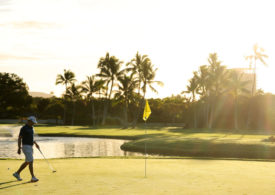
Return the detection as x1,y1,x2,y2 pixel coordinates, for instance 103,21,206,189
1,0,275,97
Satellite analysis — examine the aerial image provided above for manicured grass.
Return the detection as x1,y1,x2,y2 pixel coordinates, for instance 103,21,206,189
121,135,275,159
4,124,275,159
34,125,272,140
1,158,275,194
33,125,275,159
34,125,157,140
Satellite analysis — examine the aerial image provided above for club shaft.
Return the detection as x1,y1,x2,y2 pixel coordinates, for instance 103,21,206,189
38,149,55,171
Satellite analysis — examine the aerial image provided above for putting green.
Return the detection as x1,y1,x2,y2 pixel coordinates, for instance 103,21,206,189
1,158,275,194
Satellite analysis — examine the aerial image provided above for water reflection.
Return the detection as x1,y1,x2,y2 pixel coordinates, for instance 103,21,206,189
0,136,142,159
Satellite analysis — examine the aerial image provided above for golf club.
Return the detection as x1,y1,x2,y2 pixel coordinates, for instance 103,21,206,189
38,148,56,173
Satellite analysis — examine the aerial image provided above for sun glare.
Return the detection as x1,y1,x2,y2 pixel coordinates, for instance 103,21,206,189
0,0,275,97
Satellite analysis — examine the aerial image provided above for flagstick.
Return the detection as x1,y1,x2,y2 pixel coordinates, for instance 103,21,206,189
143,99,151,178
145,120,147,178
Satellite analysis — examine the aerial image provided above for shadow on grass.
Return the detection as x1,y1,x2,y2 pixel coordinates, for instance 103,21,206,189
76,126,168,131
121,135,275,160
0,180,18,186
167,127,274,136
37,124,169,130
0,181,31,190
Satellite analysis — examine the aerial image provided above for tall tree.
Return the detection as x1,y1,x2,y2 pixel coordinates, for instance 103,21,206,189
182,74,199,128
0,73,31,117
97,52,124,125
127,52,150,97
81,76,104,126
114,74,138,128
141,61,163,98
207,53,228,128
245,44,268,129
55,69,76,124
196,65,209,96
245,44,268,95
131,60,163,127
195,65,211,127
126,52,151,127
65,83,82,125
227,70,250,129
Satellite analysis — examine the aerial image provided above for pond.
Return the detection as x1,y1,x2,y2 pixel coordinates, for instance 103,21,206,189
0,126,142,159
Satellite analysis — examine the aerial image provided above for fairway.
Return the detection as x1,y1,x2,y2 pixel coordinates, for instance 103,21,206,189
1,158,275,194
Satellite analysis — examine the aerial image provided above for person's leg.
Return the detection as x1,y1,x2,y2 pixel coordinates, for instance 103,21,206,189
22,145,38,181
13,161,29,181
16,162,29,174
28,161,35,177
29,161,39,182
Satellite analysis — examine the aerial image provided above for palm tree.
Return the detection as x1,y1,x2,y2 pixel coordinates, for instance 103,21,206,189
182,74,199,128
65,83,82,125
134,60,163,127
55,69,76,124
114,74,138,128
97,52,124,125
245,44,268,95
207,53,229,128
227,70,250,129
194,65,211,127
208,53,229,96
196,65,209,96
126,52,151,127
81,76,105,126
183,74,198,103
127,52,150,96
140,61,163,99
245,44,268,129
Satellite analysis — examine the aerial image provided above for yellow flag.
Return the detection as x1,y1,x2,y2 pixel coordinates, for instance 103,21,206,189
143,100,151,121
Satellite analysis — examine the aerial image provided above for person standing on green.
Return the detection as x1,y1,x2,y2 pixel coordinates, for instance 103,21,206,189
13,116,40,182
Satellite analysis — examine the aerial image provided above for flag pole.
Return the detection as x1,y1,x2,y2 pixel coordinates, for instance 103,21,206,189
143,99,151,178
145,119,147,178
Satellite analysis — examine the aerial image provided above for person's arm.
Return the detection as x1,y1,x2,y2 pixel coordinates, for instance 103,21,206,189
17,136,22,154
33,141,40,149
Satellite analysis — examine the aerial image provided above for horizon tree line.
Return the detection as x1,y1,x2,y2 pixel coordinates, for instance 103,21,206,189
1,44,270,130
55,44,268,129
183,44,268,129
55,52,163,127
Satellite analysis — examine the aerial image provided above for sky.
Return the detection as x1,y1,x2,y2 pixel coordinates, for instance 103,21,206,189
1,0,275,98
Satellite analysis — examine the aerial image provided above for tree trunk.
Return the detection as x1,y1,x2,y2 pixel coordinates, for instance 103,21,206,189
131,98,143,128
102,80,114,125
234,96,238,130
72,101,76,125
124,99,128,128
208,97,215,129
205,101,209,128
63,84,68,125
92,99,96,127
63,101,66,125
193,103,197,128
97,100,102,126
131,82,142,128
101,102,108,125
246,98,252,129
247,62,256,129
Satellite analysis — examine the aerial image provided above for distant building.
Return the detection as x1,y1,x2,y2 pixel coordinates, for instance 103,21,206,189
229,68,256,95
29,91,54,98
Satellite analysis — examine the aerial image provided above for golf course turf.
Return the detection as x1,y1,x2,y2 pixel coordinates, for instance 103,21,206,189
2,125,275,194
32,125,275,160
1,158,275,194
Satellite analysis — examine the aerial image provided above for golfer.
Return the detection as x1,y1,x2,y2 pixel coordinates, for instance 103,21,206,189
13,116,40,182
